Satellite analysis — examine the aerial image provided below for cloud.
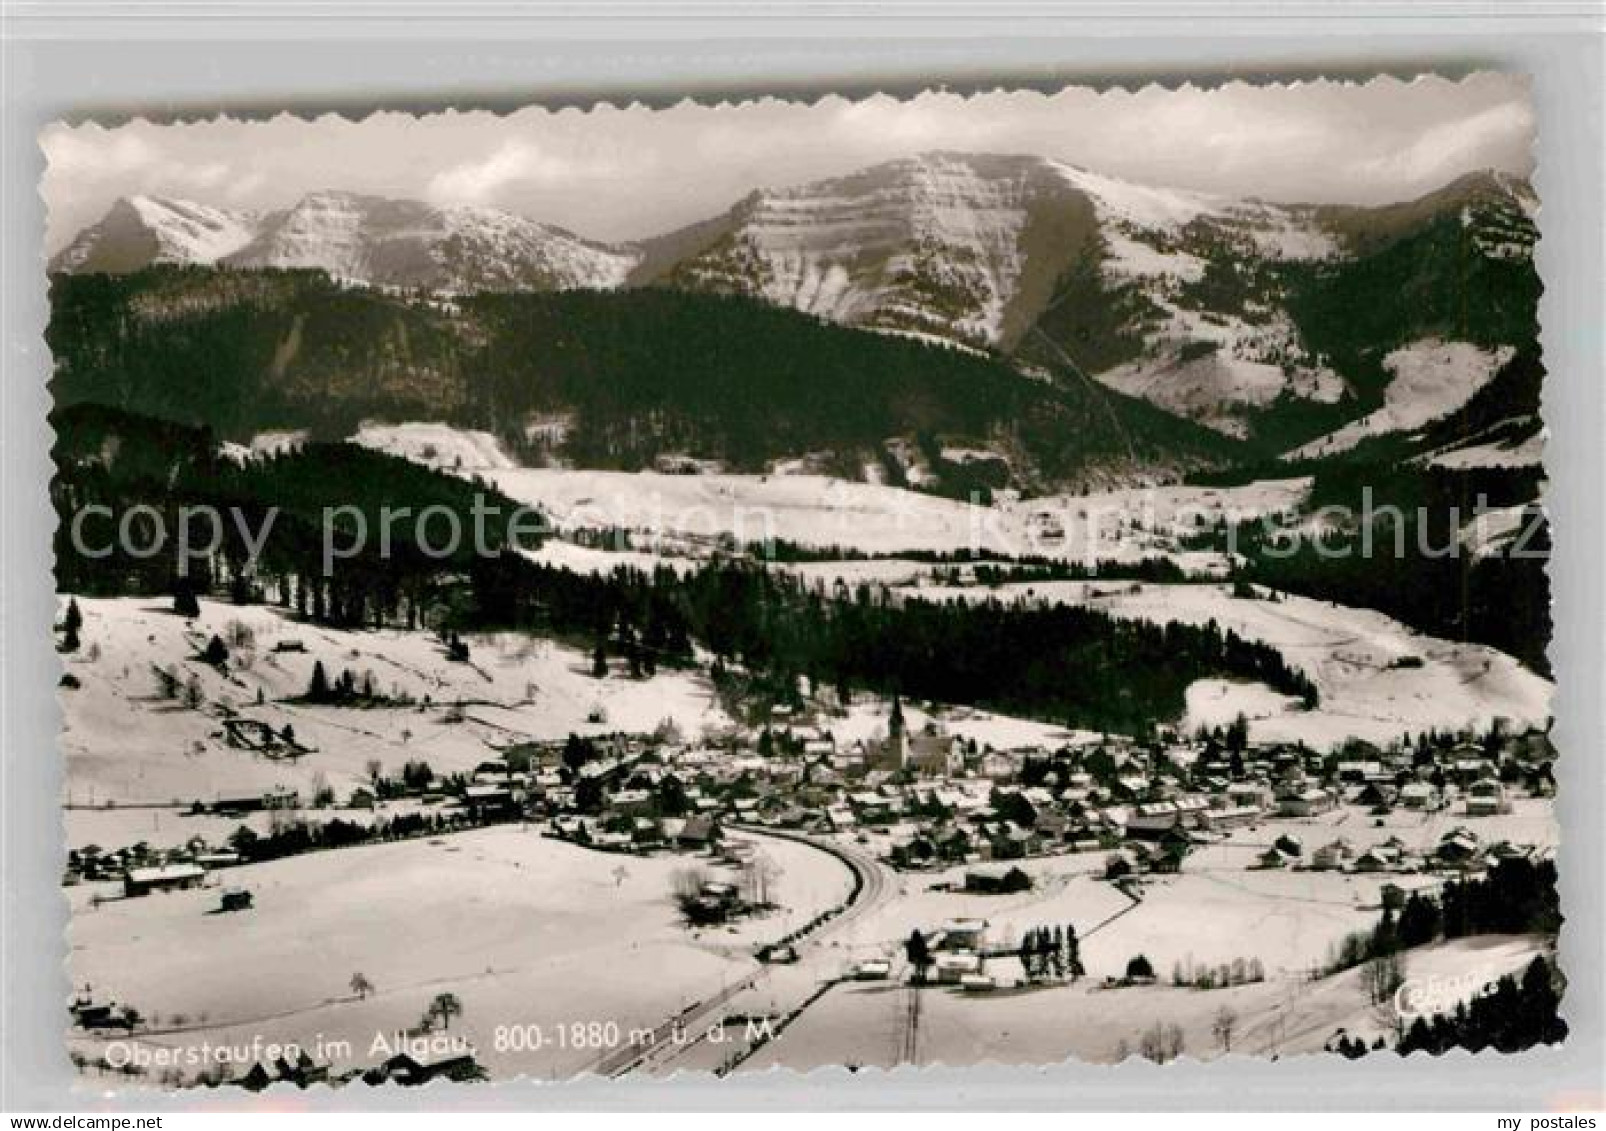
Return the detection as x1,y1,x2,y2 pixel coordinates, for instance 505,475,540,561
1352,100,1534,190
426,140,583,207
41,74,1536,252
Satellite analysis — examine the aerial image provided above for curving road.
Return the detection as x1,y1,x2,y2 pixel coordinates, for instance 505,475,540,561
588,826,896,1078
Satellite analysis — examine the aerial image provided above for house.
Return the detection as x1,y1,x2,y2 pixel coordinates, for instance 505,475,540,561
1199,804,1260,831
936,918,988,952
1278,788,1336,817
211,787,300,815
239,1051,329,1090
609,789,656,818
1435,827,1482,868
362,1052,482,1086
675,814,722,849
1354,782,1398,810
123,862,205,897
1464,778,1513,817
1254,846,1294,870
460,783,517,820
1399,782,1445,811
69,998,120,1030
934,953,984,984
824,805,857,832
1125,801,1182,840
1311,839,1353,872
964,866,1031,895
848,792,895,823
1352,846,1398,873
1226,781,1274,811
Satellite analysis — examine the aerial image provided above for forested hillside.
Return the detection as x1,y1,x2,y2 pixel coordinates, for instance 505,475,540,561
48,268,1242,492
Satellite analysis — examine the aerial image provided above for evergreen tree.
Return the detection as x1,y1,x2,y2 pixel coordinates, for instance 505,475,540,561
202,634,229,666
308,660,330,703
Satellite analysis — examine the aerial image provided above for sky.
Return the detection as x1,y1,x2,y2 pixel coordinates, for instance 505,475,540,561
40,73,1534,253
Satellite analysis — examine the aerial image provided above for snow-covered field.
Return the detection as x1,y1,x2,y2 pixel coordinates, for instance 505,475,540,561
1288,339,1515,460
59,597,732,807
906,580,1552,749
1424,426,1545,470
67,827,853,1083
351,422,517,473
747,933,1548,1070
484,466,1309,569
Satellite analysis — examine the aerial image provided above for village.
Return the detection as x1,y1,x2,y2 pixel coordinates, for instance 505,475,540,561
63,664,1559,1086
67,690,1556,899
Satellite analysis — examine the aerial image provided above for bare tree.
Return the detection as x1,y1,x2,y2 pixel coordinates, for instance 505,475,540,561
1212,1005,1239,1054
671,866,713,922
1364,952,1404,1007
428,992,462,1031
740,854,780,908
1138,1020,1185,1064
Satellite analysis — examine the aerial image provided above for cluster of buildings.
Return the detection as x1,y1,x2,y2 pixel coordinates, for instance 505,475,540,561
67,703,1555,896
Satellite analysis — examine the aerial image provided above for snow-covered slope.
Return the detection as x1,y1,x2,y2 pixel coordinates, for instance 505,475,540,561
351,421,517,472
662,153,1081,348
662,154,1354,433
225,191,638,293
1287,339,1515,459
50,196,259,274
1050,163,1348,437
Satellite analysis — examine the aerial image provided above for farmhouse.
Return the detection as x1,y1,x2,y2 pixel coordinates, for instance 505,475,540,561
363,1052,482,1086
211,787,299,814
963,866,1031,895
123,862,205,897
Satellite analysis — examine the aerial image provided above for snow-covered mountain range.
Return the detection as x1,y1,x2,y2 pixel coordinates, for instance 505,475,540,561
54,190,637,294
52,156,1539,449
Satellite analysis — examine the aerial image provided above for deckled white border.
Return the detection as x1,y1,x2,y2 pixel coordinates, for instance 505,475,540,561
4,21,1602,1113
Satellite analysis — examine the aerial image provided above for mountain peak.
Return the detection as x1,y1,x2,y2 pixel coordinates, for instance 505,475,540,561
52,195,257,274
